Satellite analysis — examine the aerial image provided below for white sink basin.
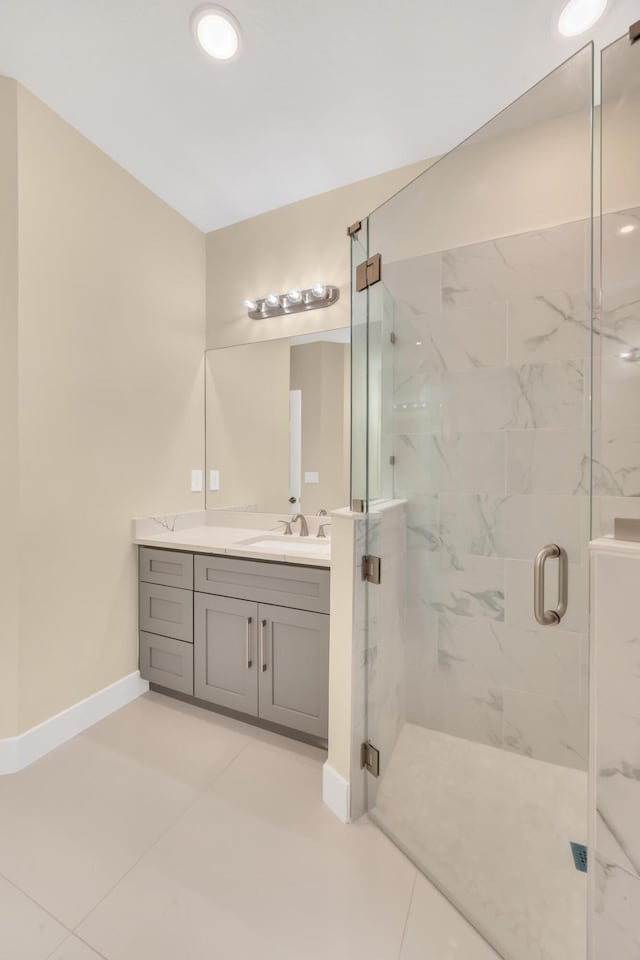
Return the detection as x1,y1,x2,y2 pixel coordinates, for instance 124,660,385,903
236,536,330,556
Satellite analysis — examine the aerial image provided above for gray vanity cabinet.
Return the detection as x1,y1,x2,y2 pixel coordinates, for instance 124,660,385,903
139,547,193,590
139,546,330,743
139,631,194,696
194,594,258,716
139,581,193,643
257,604,329,739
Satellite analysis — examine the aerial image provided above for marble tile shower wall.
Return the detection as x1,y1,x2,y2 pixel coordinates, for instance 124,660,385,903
385,220,592,771
590,542,640,959
593,206,640,536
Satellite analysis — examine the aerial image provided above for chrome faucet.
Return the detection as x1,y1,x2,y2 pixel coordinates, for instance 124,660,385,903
291,513,309,537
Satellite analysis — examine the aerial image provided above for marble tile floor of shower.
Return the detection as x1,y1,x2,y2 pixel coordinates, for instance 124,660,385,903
372,724,588,960
0,692,499,960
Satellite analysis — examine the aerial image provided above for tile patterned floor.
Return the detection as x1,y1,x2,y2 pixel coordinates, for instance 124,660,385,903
0,692,499,959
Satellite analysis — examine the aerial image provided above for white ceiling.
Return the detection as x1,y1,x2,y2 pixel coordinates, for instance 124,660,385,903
0,0,638,233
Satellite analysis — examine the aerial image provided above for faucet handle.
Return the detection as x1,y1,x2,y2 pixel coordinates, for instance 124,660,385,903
317,522,332,539
276,519,293,536
317,508,328,516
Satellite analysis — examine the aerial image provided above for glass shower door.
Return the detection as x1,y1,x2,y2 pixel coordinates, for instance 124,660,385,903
357,45,594,960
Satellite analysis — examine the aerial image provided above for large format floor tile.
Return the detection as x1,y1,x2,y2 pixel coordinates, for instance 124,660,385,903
1,693,515,959
0,693,250,928
0,873,67,960
47,936,106,960
400,873,501,960
77,738,417,960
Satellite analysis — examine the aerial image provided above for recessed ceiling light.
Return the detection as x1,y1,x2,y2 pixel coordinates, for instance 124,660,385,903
192,5,241,61
558,0,608,37
619,224,636,235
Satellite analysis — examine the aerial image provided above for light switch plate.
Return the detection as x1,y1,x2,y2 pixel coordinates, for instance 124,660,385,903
209,470,220,492
191,469,203,493
305,471,320,484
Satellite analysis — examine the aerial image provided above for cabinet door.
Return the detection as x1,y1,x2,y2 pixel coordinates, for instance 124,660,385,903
139,582,193,643
139,632,194,695
194,593,258,716
257,604,329,739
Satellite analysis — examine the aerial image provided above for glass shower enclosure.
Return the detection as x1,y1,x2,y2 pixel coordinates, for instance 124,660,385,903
351,45,594,960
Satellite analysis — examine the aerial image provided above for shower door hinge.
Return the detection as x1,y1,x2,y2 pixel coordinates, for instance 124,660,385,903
356,253,382,292
390,455,396,466
362,554,381,584
631,19,640,43
390,331,396,344
361,741,380,777
347,220,362,237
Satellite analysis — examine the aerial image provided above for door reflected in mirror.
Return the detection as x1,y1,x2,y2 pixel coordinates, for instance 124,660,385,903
205,328,350,515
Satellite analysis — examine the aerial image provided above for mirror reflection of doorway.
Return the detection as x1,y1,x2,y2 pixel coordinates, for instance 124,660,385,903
289,389,302,514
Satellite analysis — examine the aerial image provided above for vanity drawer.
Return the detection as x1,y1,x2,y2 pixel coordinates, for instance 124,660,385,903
139,547,193,590
139,582,194,643
139,632,193,695
194,555,330,614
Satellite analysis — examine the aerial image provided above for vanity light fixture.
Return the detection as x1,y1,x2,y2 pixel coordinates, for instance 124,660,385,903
557,0,608,37
619,224,636,235
244,284,340,319
192,5,241,61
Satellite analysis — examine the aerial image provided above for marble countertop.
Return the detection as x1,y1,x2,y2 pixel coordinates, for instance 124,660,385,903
133,511,332,568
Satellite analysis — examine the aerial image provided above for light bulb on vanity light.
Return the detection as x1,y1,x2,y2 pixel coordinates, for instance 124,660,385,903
244,298,258,311
286,288,302,304
265,293,281,308
311,283,327,299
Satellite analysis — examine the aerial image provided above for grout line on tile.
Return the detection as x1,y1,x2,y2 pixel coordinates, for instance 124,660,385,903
70,738,254,935
0,867,74,939
397,868,419,960
63,933,111,960
45,933,110,960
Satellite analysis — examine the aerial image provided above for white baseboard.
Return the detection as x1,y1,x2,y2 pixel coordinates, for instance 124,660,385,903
322,761,351,823
0,671,149,775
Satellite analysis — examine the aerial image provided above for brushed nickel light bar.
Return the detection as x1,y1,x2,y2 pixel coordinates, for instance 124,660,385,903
243,284,339,319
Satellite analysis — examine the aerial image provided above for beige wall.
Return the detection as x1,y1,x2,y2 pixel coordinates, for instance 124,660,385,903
205,340,289,512
290,342,350,514
373,105,593,266
8,84,206,735
205,160,429,349
0,78,20,736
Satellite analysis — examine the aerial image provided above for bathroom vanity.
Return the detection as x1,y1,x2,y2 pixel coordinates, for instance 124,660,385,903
136,525,331,745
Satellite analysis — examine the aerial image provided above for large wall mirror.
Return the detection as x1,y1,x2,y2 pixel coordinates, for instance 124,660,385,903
205,328,350,515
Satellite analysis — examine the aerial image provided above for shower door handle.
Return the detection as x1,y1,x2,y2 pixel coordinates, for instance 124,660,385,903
534,544,568,626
